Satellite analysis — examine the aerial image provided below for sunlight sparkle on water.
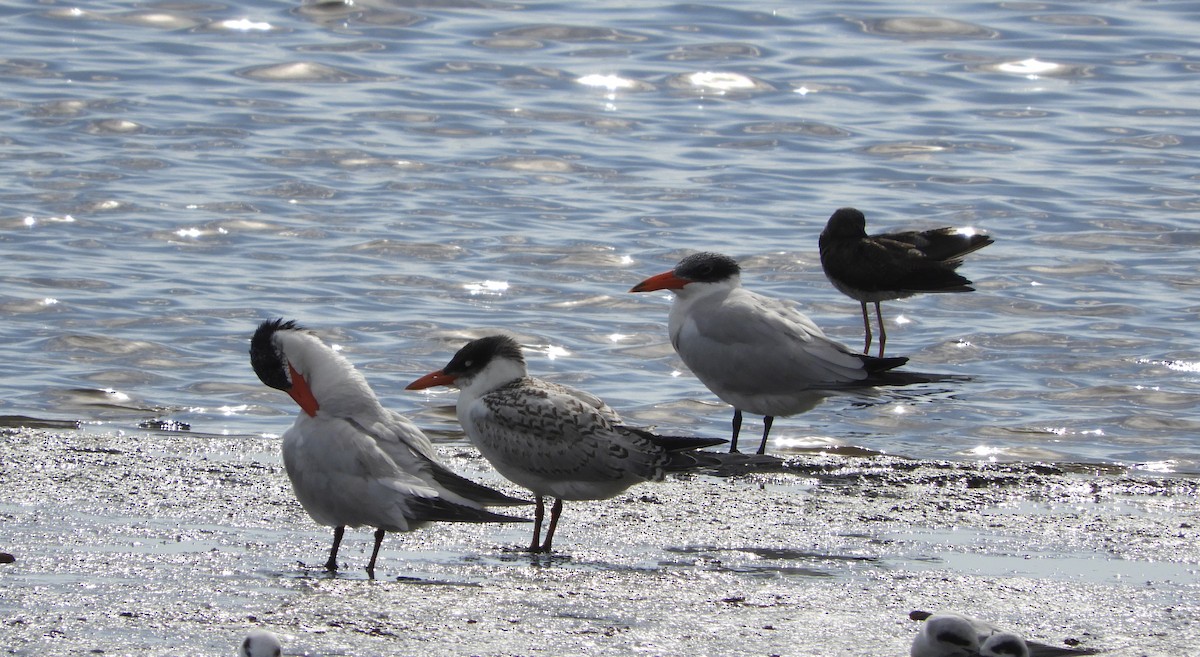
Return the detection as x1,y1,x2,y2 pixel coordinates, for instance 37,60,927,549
1139,358,1200,373
464,280,509,296
970,445,1001,459
175,227,228,239
607,333,627,343
543,345,570,360
688,71,756,93
220,18,272,31
576,74,638,91
24,215,76,227
102,388,132,403
894,314,911,327
1044,427,1105,437
997,57,1061,79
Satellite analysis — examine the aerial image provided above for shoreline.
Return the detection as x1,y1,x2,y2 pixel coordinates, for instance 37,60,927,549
2,428,1197,656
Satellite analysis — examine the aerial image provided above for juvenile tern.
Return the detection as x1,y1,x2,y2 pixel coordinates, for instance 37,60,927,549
406,334,724,553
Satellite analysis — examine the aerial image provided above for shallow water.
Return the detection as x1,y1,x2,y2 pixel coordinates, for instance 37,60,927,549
2,2,1199,471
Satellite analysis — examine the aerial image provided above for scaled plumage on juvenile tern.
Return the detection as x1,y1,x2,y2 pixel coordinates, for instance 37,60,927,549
630,252,943,454
406,334,725,553
909,610,1100,657
249,319,530,579
819,207,993,357
239,629,283,657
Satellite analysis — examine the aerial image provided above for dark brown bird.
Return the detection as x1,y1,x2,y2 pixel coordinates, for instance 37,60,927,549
818,207,993,357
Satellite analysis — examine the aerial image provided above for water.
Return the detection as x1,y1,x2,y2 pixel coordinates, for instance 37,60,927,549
2,0,1199,473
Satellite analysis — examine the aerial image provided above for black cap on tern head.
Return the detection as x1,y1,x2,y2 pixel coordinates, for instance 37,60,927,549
443,334,526,377
250,318,303,391
674,252,741,283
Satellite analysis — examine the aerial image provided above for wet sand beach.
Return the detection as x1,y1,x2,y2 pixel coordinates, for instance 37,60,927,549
2,428,1196,656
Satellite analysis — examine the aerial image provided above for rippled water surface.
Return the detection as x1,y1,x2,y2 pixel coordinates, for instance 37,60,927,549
2,0,1199,471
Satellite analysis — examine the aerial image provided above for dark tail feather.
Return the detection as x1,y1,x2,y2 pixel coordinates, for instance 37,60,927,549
850,353,968,387
1023,645,1103,657
934,233,994,261
623,427,728,452
621,427,729,471
900,227,994,262
857,354,908,373
897,268,975,293
426,460,533,507
409,496,531,524
867,369,969,387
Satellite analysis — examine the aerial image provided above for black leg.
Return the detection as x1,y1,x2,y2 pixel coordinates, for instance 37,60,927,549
365,528,385,580
325,525,345,573
730,408,743,453
860,302,872,354
757,416,774,455
540,498,564,553
529,495,545,552
875,302,886,357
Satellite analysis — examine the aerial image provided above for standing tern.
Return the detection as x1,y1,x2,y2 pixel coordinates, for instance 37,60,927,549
630,251,945,454
249,319,530,579
406,334,725,553
909,610,1100,657
819,207,993,356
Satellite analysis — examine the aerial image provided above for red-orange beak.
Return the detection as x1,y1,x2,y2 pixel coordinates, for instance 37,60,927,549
629,270,689,293
286,363,320,417
405,370,458,390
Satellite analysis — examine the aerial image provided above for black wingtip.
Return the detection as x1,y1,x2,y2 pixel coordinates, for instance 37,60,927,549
426,461,535,507
409,497,532,524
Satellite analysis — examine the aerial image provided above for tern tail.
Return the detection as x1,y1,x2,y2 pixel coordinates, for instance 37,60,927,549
426,460,533,507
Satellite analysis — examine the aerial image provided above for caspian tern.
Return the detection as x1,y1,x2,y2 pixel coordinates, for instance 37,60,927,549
630,251,946,454
239,630,283,657
249,319,530,579
819,207,993,357
406,334,725,553
909,611,1100,657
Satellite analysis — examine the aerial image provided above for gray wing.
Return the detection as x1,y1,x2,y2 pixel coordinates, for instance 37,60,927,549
676,288,870,396
464,379,667,486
